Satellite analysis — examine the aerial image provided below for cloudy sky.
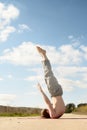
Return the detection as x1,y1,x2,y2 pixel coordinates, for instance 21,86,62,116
0,0,87,108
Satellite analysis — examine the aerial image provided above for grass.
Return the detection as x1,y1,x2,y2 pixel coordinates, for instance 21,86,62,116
0,113,40,117
73,106,87,115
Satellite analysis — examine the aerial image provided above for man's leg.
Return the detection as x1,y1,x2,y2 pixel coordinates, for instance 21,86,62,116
36,46,54,78
36,46,63,97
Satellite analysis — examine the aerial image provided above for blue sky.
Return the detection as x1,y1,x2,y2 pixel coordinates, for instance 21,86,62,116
0,0,87,108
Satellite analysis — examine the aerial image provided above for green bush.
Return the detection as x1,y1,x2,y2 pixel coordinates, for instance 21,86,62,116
65,103,76,113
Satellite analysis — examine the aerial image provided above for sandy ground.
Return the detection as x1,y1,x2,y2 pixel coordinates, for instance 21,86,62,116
0,114,87,130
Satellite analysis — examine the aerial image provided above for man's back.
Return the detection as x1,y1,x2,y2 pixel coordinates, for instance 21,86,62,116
52,96,65,116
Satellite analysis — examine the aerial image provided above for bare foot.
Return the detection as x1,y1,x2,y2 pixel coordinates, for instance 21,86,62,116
36,46,46,55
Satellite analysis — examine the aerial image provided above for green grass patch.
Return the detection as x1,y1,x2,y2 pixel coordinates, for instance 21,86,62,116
0,113,40,117
73,106,87,115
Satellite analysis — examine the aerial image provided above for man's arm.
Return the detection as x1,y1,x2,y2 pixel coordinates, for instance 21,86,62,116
37,83,56,118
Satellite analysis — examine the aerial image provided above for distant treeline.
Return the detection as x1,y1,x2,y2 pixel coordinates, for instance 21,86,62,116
0,105,41,116
0,103,87,116
65,103,87,114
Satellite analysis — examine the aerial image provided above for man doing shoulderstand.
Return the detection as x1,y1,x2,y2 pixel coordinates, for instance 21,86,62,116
36,46,65,119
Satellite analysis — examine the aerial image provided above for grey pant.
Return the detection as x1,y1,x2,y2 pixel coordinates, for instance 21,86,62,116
42,59,63,97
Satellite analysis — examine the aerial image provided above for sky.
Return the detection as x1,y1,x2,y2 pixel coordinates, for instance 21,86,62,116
0,0,87,108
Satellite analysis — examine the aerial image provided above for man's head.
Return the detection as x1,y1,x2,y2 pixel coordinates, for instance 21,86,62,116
41,109,50,118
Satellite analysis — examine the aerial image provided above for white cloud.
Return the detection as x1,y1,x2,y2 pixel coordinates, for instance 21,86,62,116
0,42,87,92
0,2,19,42
24,75,43,82
58,78,74,92
0,2,19,28
75,80,87,89
68,35,73,39
55,66,87,79
35,44,82,65
25,91,38,96
0,77,3,80
68,35,81,48
7,74,13,79
58,44,82,65
0,26,16,42
0,42,40,65
54,66,87,89
18,24,31,33
24,75,46,89
0,42,85,66
80,45,87,60
19,24,29,30
0,94,16,105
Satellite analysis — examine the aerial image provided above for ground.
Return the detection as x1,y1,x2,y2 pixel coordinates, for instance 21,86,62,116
0,114,87,130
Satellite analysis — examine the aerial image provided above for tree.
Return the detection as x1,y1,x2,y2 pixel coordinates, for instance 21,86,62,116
65,103,76,113
77,103,87,108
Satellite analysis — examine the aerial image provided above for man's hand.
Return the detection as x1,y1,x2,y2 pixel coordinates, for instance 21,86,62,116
49,110,57,118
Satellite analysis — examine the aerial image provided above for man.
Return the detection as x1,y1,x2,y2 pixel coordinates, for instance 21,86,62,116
36,46,65,119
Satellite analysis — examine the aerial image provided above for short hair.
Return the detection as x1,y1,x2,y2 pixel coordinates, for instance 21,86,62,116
41,109,50,118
